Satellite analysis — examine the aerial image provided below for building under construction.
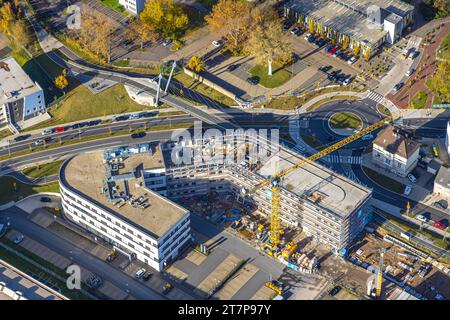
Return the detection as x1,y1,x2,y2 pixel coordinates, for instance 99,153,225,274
151,135,372,254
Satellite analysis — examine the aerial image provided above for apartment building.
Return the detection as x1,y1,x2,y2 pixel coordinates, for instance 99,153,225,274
372,125,420,177
59,144,192,271
0,57,45,131
119,0,146,14
284,0,414,57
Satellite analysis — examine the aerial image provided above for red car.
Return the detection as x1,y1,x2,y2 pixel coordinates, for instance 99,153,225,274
54,127,65,133
434,221,446,230
329,47,337,55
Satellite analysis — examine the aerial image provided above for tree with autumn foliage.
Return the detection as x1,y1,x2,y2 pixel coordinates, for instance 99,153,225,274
205,0,260,53
186,55,204,73
140,0,188,39
55,69,69,92
245,10,292,76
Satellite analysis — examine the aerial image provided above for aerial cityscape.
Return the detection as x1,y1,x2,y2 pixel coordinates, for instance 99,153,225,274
0,0,449,304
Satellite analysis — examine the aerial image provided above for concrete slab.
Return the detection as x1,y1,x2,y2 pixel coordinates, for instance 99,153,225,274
250,284,276,300
215,263,259,300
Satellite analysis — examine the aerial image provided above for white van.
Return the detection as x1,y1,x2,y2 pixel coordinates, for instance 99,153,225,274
135,268,146,279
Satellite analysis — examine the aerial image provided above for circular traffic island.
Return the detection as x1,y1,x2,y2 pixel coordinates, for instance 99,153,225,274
328,111,363,136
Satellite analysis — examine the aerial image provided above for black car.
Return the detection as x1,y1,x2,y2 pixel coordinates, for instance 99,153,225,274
131,132,146,139
87,120,101,126
227,64,238,72
434,200,448,210
282,20,292,30
40,197,52,203
319,65,332,72
247,77,259,85
71,123,81,129
329,286,341,296
114,115,129,122
14,134,31,142
142,271,153,281
307,36,316,43
315,39,325,47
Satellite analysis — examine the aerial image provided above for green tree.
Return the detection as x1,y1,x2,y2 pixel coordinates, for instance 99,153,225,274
433,0,450,17
186,55,204,73
140,0,188,39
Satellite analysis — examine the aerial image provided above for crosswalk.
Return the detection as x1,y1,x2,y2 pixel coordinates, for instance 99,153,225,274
323,155,362,164
366,90,385,104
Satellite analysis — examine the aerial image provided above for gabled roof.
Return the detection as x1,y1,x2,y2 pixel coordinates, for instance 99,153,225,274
373,125,420,158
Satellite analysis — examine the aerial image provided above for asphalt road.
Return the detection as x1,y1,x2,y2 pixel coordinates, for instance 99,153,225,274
0,206,167,300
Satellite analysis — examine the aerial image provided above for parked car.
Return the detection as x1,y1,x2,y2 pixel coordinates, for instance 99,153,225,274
347,56,358,64
131,132,146,139
54,126,65,133
87,120,101,126
407,173,417,183
329,47,337,55
433,200,448,210
14,135,30,142
342,77,352,86
106,251,117,262
13,234,24,244
162,39,172,47
142,271,153,281
290,27,301,35
162,282,173,294
227,64,238,72
434,221,446,230
113,115,129,122
415,214,428,223
42,128,53,135
329,286,341,296
307,35,316,43
282,20,292,30
303,33,312,41
315,38,325,47
34,139,44,146
324,45,332,53
403,185,412,196
212,40,222,47
135,268,146,279
247,76,259,85
319,65,332,72
129,113,140,120
392,82,404,93
40,197,52,203
405,68,414,76
333,49,341,57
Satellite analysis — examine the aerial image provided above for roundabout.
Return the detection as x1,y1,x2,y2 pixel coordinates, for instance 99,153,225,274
328,111,363,136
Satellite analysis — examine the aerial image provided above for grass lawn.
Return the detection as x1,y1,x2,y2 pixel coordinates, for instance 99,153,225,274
0,176,59,205
24,84,149,131
329,112,363,130
362,166,405,194
99,0,126,14
174,73,236,107
249,64,292,88
438,32,450,60
410,91,428,109
21,160,65,179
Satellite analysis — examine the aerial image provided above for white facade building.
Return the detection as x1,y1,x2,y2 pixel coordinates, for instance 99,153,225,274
372,125,420,177
119,0,146,14
0,57,45,130
445,121,450,157
59,144,192,271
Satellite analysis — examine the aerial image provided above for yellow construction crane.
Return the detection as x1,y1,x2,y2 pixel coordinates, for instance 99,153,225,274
243,112,402,247
376,248,386,297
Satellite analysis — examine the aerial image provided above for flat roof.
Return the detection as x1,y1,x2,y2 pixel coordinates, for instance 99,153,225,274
63,149,188,238
0,259,65,300
286,0,412,45
0,57,42,105
435,166,450,189
258,149,371,217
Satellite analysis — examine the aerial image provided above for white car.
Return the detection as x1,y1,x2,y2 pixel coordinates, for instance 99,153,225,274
405,68,414,76
416,214,429,223
34,139,44,146
162,39,172,47
347,56,358,65
403,185,412,196
304,33,312,41
129,113,140,119
342,77,352,86
13,234,24,244
135,268,146,279
407,173,417,183
212,40,222,47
